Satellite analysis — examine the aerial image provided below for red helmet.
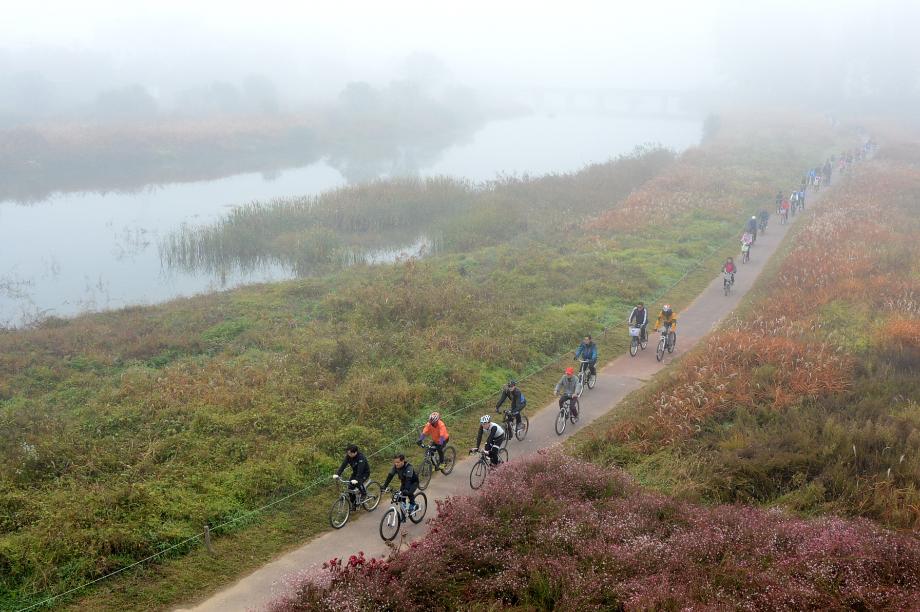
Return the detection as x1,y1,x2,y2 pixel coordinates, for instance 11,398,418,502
565,367,574,376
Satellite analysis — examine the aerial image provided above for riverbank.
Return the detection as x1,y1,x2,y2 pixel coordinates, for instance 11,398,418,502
0,112,851,611
1,114,702,327
263,130,920,612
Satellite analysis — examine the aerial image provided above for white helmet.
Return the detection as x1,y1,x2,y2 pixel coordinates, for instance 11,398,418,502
751,215,756,220
480,415,491,424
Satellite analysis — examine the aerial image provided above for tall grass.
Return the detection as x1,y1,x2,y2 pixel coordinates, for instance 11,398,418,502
570,146,920,529
160,146,677,274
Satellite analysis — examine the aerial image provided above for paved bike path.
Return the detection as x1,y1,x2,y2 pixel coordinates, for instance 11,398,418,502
178,189,823,612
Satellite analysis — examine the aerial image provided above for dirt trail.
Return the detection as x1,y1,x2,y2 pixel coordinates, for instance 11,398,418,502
178,187,824,612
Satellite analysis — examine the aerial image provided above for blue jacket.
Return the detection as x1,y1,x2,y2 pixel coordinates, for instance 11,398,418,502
575,342,597,362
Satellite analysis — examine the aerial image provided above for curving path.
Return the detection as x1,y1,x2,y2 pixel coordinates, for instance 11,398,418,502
177,184,829,612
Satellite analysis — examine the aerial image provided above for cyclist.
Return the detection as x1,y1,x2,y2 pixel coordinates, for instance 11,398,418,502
416,411,449,470
758,209,769,232
775,190,783,210
334,444,371,500
653,304,678,342
797,189,806,211
780,197,790,223
472,415,505,466
722,257,736,285
746,215,758,243
628,302,649,342
381,453,420,512
574,334,598,379
495,379,526,430
554,366,582,418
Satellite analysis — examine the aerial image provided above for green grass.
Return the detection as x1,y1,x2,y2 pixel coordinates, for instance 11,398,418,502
0,114,850,611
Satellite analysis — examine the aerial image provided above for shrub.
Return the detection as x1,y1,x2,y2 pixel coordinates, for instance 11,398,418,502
270,453,920,611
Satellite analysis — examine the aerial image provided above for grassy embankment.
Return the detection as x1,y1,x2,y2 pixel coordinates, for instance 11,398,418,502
0,114,847,611
568,142,920,531
267,133,920,611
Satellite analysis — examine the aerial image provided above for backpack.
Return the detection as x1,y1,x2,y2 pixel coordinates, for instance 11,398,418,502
519,392,527,407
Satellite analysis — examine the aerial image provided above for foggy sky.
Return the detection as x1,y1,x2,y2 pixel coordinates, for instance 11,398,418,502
2,0,919,120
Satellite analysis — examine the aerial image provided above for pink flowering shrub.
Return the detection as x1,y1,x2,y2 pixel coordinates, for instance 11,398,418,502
268,452,920,611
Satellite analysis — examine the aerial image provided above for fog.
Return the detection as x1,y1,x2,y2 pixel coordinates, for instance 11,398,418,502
2,0,920,324
2,0,918,125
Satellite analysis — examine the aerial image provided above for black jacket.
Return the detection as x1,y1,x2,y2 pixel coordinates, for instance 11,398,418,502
629,307,648,326
336,452,370,483
496,386,523,412
382,462,419,492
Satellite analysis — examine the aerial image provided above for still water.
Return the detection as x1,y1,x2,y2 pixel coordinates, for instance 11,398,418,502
0,114,700,325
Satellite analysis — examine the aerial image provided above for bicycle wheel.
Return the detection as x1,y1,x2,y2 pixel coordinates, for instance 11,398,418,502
555,406,568,435
409,492,428,524
640,334,648,350
362,481,382,511
379,507,400,541
587,372,596,389
515,415,529,441
724,281,730,296
656,338,666,362
497,448,509,464
570,398,580,424
500,421,511,448
668,332,676,354
470,460,487,490
329,495,351,529
417,459,433,491
629,336,638,357
441,446,456,475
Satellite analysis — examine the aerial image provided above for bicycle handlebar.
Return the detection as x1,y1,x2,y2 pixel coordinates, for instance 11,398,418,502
332,475,359,485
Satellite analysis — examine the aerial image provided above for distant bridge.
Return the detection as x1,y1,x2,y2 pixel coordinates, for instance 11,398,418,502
520,87,698,120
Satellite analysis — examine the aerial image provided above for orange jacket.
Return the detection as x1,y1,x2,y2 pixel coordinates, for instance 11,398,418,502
422,420,449,444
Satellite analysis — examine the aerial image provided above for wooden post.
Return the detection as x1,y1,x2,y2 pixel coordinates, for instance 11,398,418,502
204,525,214,555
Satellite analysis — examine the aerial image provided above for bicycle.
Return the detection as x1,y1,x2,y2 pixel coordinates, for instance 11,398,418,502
554,394,579,435
468,446,508,490
577,359,596,390
329,475,382,529
417,443,456,490
723,272,733,297
655,326,677,362
379,490,428,541
741,242,751,264
628,325,648,357
499,409,528,448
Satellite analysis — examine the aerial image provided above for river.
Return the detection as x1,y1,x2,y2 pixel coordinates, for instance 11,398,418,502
0,114,700,326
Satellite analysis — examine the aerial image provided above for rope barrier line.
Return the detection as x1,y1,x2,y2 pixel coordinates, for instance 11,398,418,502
17,212,747,612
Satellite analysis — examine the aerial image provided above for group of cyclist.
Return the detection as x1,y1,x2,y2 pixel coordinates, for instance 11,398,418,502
336,140,879,521
332,312,682,505
727,139,874,289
